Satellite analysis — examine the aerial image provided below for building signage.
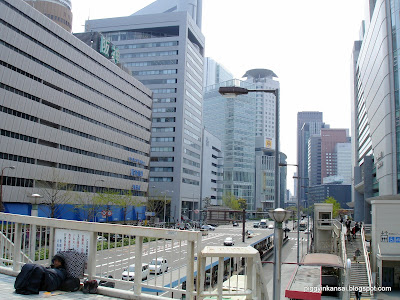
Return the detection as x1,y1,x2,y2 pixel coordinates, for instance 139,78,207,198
54,229,91,259
132,184,141,191
380,230,400,243
129,157,145,166
131,169,144,177
100,36,120,64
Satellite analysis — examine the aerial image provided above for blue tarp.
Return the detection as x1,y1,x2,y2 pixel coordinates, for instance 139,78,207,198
3,202,146,222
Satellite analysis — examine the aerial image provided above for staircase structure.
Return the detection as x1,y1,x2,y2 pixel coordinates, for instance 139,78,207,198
345,229,371,298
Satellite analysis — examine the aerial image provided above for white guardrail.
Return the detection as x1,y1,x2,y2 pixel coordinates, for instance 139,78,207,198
0,213,265,299
361,225,373,296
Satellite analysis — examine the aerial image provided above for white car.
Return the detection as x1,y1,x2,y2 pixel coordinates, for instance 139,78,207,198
223,237,235,246
122,263,149,281
97,236,107,242
201,225,215,231
267,224,274,229
149,258,168,275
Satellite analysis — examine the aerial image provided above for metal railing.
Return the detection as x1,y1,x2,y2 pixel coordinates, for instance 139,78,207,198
197,246,266,300
0,212,202,299
316,219,334,228
0,212,268,299
361,225,373,296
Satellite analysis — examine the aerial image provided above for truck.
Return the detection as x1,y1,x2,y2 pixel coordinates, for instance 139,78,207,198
259,219,267,228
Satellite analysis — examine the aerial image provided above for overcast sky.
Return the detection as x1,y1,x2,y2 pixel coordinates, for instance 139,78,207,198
71,0,365,193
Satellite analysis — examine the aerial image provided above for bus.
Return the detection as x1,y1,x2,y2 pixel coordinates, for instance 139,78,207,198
299,220,307,231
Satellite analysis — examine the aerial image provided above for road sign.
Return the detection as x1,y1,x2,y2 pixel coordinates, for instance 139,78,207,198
101,210,107,218
107,210,112,217
194,209,199,214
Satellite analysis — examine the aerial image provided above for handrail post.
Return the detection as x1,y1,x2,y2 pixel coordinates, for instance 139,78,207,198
134,236,143,295
217,257,224,300
246,257,254,300
361,226,373,295
13,223,22,272
87,231,97,280
186,240,195,299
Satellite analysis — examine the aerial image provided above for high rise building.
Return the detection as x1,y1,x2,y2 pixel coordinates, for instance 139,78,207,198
0,0,152,219
24,0,72,32
203,57,233,88
201,129,223,207
320,129,348,180
297,112,325,200
308,135,322,187
255,148,286,211
86,0,205,222
203,79,256,210
351,0,400,287
335,142,352,185
243,69,280,150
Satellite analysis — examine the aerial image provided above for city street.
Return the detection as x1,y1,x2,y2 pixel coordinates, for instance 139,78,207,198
94,222,278,290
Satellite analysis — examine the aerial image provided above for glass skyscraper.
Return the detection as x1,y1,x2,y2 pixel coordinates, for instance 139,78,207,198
203,80,256,210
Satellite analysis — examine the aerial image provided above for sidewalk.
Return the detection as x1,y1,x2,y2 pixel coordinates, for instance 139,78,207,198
0,273,111,299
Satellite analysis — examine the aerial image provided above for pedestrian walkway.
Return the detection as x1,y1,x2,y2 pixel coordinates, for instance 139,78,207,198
0,273,112,299
345,229,370,299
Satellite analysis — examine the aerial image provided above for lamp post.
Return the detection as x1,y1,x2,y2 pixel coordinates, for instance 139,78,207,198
29,193,43,217
94,179,104,194
94,179,105,222
279,163,301,264
0,166,16,212
28,193,43,259
269,208,292,300
161,190,173,228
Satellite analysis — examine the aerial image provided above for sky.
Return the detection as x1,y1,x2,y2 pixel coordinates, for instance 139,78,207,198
71,0,365,193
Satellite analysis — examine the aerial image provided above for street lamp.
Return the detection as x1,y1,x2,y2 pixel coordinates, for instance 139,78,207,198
279,162,301,265
0,166,16,212
161,190,173,228
219,86,280,209
29,193,43,217
269,208,291,300
94,179,105,194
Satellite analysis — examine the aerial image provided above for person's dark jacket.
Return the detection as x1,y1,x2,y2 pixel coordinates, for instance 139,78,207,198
14,257,67,294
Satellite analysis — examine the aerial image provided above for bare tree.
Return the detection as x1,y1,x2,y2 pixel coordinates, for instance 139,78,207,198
35,168,74,218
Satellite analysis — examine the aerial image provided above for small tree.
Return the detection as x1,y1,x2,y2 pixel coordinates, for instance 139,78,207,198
113,190,144,223
222,192,240,210
36,168,74,218
73,190,104,222
237,198,247,210
324,197,341,218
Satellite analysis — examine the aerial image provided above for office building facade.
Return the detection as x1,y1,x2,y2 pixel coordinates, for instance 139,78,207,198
297,112,324,201
203,80,256,211
25,0,72,32
255,148,287,211
351,0,400,288
201,129,223,207
87,1,205,222
203,57,233,88
0,0,152,219
243,69,280,150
